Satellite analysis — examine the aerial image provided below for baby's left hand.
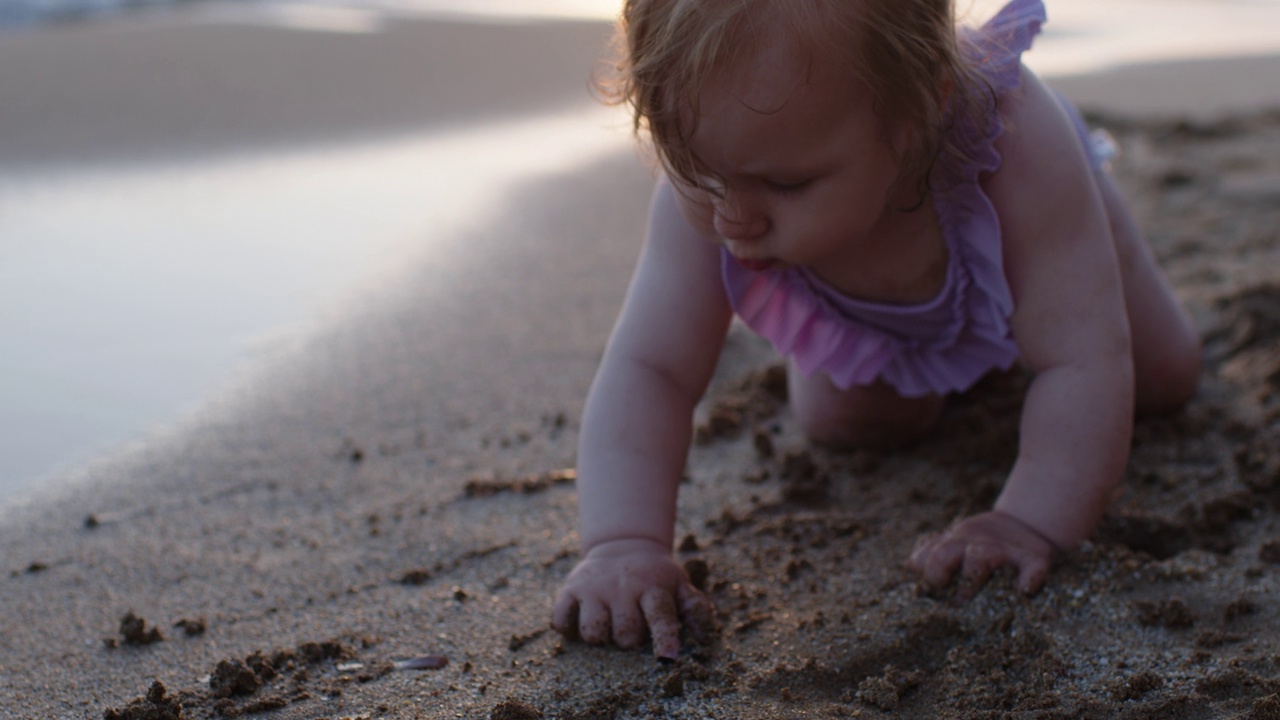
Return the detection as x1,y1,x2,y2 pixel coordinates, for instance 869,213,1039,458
908,510,1058,598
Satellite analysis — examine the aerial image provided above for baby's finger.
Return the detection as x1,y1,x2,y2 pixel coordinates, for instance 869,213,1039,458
919,537,966,590
640,587,681,661
906,533,940,573
578,599,612,645
958,542,1004,599
550,592,580,640
611,599,648,650
676,583,714,642
1015,550,1051,595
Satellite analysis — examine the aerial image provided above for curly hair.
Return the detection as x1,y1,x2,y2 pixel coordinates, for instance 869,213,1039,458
595,0,995,207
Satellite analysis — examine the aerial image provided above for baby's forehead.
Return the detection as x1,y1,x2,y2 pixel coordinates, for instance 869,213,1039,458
709,38,803,105
698,28,863,119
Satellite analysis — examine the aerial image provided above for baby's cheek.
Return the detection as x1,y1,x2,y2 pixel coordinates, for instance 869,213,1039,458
674,188,717,236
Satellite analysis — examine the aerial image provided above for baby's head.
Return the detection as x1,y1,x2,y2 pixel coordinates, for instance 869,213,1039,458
601,0,978,201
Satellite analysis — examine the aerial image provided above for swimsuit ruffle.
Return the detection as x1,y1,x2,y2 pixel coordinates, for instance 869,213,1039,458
721,0,1045,397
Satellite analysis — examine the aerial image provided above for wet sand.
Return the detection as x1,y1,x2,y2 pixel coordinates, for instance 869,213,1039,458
4,11,1280,719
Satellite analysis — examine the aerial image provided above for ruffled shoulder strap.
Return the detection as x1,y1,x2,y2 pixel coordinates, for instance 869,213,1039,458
967,0,1046,93
913,0,1047,394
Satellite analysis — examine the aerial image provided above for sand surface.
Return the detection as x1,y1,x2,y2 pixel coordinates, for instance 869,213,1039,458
4,12,1280,720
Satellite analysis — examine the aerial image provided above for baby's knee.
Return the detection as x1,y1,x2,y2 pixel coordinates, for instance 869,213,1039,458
793,393,943,451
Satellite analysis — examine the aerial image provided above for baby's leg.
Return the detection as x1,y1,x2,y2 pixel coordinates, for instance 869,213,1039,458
1098,171,1202,414
788,362,945,450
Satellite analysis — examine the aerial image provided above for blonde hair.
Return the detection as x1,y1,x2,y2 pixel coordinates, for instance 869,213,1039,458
596,0,993,206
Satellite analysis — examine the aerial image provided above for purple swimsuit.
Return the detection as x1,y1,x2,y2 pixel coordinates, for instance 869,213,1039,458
721,0,1108,398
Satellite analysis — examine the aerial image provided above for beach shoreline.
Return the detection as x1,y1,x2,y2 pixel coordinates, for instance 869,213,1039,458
0,11,617,172
4,11,1280,719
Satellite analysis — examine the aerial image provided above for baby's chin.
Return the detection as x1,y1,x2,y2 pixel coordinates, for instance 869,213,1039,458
732,256,780,272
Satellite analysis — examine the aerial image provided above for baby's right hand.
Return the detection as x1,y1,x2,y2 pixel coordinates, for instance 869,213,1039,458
551,538,714,660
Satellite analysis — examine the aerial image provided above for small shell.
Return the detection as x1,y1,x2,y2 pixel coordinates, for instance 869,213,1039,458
393,654,449,671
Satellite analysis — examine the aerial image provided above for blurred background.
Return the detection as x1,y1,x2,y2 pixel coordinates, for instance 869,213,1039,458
2,0,1279,502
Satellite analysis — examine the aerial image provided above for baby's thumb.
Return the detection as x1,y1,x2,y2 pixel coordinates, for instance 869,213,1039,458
1016,552,1051,595
550,591,580,639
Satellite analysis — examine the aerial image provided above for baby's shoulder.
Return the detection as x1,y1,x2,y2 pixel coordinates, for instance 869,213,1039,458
982,66,1109,255
994,67,1083,163
987,67,1097,204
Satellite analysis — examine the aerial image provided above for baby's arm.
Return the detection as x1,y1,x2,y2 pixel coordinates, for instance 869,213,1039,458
911,67,1134,595
552,177,732,658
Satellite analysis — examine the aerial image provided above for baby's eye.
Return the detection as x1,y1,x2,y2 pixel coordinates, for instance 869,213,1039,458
764,178,812,194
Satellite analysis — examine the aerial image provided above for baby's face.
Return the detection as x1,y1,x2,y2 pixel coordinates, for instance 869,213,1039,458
681,31,913,276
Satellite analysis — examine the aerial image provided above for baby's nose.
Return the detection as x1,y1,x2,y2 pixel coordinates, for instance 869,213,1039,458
712,195,768,240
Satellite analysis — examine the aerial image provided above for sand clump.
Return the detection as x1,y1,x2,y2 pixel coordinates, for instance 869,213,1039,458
108,612,165,648
103,681,183,720
98,638,414,719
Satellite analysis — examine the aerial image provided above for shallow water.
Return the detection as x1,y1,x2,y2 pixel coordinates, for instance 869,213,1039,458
6,0,1280,74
